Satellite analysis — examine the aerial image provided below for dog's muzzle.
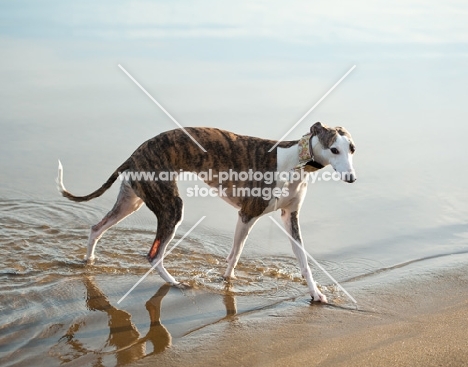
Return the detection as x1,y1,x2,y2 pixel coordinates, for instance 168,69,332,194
344,173,357,183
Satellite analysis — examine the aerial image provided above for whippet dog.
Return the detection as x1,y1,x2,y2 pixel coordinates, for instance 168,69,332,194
57,122,356,302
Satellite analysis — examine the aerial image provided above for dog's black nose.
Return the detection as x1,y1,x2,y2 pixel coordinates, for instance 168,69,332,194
346,173,356,183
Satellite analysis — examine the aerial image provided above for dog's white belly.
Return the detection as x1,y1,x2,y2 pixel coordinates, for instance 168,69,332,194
261,180,308,214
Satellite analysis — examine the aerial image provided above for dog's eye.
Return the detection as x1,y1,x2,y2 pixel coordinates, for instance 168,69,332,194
350,144,355,154
330,148,339,155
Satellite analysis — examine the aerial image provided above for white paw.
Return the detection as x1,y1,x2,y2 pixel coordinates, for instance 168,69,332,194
223,275,237,282
223,275,237,283
312,291,328,303
172,281,190,289
83,255,95,265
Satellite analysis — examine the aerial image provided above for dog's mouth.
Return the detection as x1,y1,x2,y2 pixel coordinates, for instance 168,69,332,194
333,168,356,183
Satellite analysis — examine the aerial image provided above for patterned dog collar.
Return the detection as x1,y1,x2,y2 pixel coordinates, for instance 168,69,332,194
297,133,325,170
298,133,313,164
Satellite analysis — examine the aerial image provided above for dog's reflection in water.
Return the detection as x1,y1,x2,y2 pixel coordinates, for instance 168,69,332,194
59,277,171,365
59,277,237,365
223,288,237,317
85,276,171,362
142,284,173,355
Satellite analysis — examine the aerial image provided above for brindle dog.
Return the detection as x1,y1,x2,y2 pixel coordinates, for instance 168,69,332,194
57,122,356,302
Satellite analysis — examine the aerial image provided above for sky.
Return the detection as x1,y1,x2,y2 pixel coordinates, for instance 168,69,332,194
1,0,467,44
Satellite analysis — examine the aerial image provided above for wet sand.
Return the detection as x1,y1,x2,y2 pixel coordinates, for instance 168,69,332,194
135,265,468,367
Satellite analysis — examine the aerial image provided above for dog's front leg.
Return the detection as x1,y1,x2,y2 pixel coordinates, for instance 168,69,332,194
224,213,259,279
281,209,327,303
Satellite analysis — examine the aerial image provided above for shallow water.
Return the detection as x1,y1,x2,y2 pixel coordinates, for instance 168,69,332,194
1,189,467,366
2,2,468,366
0,197,347,366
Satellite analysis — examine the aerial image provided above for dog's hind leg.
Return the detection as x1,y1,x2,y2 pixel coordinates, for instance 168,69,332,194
224,213,259,279
145,193,184,286
85,181,143,263
281,209,327,303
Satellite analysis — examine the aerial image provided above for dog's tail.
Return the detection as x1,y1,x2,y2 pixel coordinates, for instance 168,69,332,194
56,160,131,202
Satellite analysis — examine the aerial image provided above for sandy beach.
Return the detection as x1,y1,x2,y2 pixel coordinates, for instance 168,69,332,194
134,264,468,367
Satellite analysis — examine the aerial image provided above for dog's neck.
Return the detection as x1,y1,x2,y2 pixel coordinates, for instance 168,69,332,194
297,134,325,170
277,135,327,173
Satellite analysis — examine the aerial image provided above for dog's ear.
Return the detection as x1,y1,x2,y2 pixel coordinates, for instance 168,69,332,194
335,126,347,135
310,122,324,135
336,126,352,138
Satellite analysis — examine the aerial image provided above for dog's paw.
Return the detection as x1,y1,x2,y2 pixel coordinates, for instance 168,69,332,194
172,281,190,289
311,292,328,303
83,255,95,265
222,275,236,282
223,269,237,280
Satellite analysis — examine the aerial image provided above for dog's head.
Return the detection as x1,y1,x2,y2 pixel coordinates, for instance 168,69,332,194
310,122,356,183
